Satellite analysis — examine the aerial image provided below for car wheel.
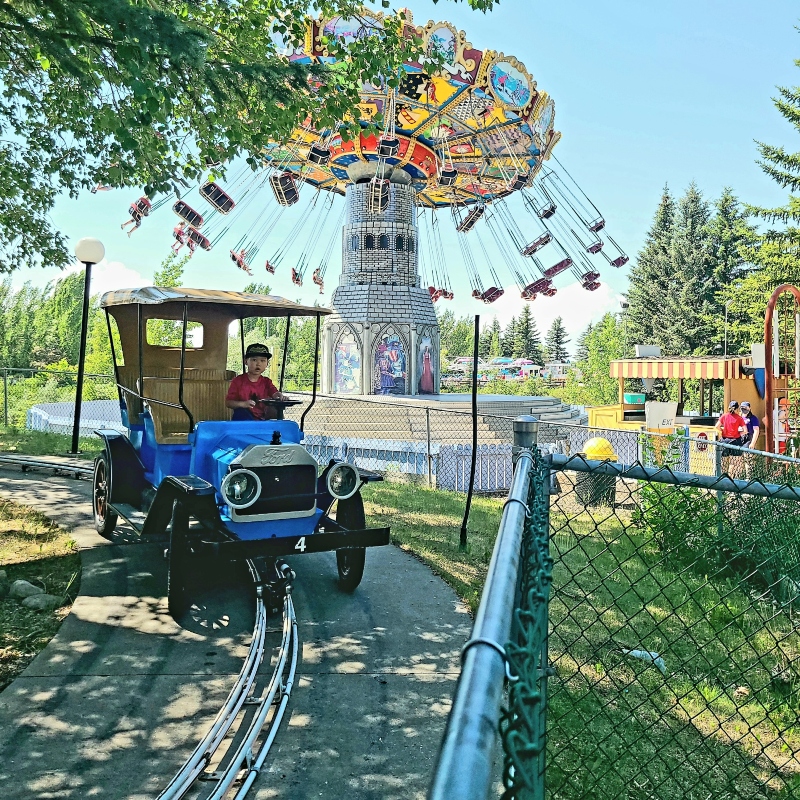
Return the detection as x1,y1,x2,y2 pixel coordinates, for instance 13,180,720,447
93,454,118,538
335,492,366,593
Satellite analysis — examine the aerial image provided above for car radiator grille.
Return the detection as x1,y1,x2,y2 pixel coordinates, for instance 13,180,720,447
236,464,317,516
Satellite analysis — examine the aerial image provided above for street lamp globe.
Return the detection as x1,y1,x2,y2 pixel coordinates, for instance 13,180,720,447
74,237,105,264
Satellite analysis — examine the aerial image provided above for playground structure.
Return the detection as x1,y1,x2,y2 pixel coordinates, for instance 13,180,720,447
119,9,627,396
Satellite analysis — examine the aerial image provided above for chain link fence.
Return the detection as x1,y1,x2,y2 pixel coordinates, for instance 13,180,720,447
502,444,800,799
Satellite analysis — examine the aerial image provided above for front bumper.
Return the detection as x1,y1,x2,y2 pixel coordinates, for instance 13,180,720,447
198,526,391,558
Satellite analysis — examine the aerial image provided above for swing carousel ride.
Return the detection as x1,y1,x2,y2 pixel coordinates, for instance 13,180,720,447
120,10,627,306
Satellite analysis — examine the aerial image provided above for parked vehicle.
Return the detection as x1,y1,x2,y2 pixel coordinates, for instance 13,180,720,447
449,356,488,373
92,287,390,616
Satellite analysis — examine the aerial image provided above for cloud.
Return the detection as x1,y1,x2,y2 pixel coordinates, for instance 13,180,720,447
475,280,624,341
65,259,149,297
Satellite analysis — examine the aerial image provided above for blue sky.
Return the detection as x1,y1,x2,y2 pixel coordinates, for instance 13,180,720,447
18,0,800,342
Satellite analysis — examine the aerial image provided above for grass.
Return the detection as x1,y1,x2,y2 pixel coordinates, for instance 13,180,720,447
0,427,103,459
0,497,81,691
363,478,800,799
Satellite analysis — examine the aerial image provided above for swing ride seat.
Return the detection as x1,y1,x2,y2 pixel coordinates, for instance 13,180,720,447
456,206,485,233
538,202,557,219
308,145,331,165
610,255,629,267
542,286,558,297
187,227,211,251
588,217,606,232
509,173,530,191
439,168,458,187
428,286,443,302
472,289,482,298
367,179,390,213
520,288,537,301
264,261,276,274
378,137,400,158
543,257,573,278
200,182,236,214
269,171,300,206
524,277,552,296
521,232,552,256
441,290,454,300
586,240,604,254
581,271,600,283
481,287,504,303
173,200,204,228
95,287,388,612
582,281,601,291
130,198,152,218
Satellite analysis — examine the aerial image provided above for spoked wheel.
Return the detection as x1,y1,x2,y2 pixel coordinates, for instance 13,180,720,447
93,454,118,538
167,506,192,619
335,492,366,593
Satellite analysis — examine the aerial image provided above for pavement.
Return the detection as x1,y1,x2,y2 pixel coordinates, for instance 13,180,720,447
0,466,473,800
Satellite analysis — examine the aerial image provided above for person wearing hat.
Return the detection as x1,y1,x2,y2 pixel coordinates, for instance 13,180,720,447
739,401,760,450
715,400,746,463
226,343,286,420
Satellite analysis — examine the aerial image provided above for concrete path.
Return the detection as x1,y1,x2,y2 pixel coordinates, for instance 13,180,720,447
0,467,472,799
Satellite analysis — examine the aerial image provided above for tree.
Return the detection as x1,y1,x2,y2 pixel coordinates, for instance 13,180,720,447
577,313,624,405
625,186,675,350
513,305,543,364
146,252,194,346
488,317,502,358
575,322,593,363
501,316,517,358
0,0,495,272
544,316,570,362
437,308,475,362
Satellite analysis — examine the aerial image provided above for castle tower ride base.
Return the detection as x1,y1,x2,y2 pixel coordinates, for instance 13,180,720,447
322,182,440,396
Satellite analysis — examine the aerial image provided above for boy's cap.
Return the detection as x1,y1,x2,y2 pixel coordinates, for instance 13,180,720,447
245,343,271,359
728,401,739,411
740,401,751,410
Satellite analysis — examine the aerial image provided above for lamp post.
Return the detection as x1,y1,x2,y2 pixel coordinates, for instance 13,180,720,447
71,237,105,454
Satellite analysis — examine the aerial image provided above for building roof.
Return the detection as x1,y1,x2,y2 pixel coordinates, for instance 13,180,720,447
100,287,331,318
610,356,752,380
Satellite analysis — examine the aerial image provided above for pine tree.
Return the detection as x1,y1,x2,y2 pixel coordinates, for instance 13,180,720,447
575,322,593,363
661,183,712,355
514,305,544,363
478,322,494,359
502,316,517,357
488,317,502,357
626,186,675,350
544,316,570,361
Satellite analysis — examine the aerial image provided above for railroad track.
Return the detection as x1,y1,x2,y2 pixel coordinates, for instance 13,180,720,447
157,559,299,800
0,455,299,799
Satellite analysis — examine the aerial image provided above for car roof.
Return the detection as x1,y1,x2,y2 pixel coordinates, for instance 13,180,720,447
100,287,331,318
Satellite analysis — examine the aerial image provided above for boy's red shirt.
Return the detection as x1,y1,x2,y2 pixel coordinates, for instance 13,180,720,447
226,373,278,420
718,412,745,439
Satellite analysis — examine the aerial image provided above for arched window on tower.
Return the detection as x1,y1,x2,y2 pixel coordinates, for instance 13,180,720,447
396,235,404,251
350,235,359,251
408,236,415,253
365,234,375,249
378,234,389,250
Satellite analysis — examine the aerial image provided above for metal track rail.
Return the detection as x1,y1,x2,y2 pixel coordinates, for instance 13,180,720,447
0,453,92,477
156,560,299,800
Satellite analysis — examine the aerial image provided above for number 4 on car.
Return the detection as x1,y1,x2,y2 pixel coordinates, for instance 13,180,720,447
91,287,389,618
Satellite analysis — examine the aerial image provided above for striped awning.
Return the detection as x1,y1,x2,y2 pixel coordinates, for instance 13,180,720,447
610,357,751,380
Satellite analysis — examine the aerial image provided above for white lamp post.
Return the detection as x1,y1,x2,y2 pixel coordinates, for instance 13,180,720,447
71,237,105,454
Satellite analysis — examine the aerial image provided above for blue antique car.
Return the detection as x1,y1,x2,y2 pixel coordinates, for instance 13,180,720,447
92,287,389,615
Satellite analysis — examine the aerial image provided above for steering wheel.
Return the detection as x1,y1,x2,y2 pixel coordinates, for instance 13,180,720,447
255,397,302,420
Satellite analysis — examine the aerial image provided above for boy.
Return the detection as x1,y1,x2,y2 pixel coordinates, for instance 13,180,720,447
226,343,285,420
739,402,760,449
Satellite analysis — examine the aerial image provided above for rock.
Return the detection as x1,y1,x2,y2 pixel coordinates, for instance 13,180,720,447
9,579,44,600
21,594,63,611
0,570,9,598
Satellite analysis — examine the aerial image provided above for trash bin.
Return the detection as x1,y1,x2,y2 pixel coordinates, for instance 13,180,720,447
575,437,618,506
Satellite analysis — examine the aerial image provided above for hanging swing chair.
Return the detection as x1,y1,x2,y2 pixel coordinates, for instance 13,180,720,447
537,200,557,219
367,177,390,213
378,136,400,158
173,200,204,228
508,172,530,192
308,144,331,166
581,270,600,284
521,231,552,256
582,281,601,292
478,287,504,304
264,259,276,274
269,171,300,206
186,226,211,253
455,204,485,233
129,196,152,218
428,286,443,303
588,216,606,233
543,257,573,278
586,239,604,254
291,267,303,287
439,167,458,187
199,182,236,214
312,268,324,294
229,249,253,275
521,277,552,300
541,286,558,297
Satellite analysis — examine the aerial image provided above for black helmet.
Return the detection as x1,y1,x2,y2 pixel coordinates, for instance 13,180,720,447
245,343,271,359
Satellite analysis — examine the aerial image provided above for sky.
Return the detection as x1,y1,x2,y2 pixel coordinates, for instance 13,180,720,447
16,0,800,345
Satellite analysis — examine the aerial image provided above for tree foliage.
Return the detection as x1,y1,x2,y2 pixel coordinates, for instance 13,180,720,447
0,0,495,272
544,316,570,362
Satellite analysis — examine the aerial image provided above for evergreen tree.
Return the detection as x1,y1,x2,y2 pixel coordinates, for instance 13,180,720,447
544,316,570,361
625,186,675,349
514,305,544,363
488,317,502,358
501,316,517,357
575,322,593,363
580,313,625,405
661,183,712,355
478,321,493,359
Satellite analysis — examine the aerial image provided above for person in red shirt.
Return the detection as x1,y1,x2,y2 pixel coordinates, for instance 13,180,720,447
226,343,285,421
715,401,746,469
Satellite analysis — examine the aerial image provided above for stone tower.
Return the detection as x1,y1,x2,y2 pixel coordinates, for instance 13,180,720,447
321,179,440,396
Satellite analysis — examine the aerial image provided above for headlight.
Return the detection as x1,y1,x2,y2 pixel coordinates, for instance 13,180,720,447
326,462,359,500
221,468,262,509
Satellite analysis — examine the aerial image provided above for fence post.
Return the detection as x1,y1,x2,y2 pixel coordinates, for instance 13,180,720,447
715,441,724,540
2,368,7,427
513,414,539,459
426,407,432,488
